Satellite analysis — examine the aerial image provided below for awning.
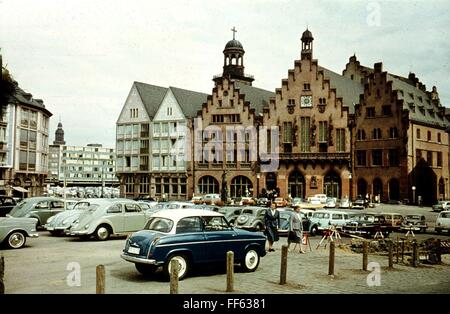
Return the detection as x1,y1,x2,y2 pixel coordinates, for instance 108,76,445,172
12,186,30,193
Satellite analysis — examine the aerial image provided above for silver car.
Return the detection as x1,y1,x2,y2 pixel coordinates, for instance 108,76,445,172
0,216,39,249
45,199,103,236
66,199,151,240
8,197,65,227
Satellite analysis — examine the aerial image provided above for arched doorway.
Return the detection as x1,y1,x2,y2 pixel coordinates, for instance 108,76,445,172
357,178,367,198
288,171,305,199
231,176,253,198
324,171,341,198
198,176,219,194
265,172,277,191
388,178,400,201
373,178,383,199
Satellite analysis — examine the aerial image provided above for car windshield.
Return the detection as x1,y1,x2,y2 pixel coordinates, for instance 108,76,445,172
144,217,174,233
440,212,450,218
242,209,254,215
406,215,421,220
8,199,33,217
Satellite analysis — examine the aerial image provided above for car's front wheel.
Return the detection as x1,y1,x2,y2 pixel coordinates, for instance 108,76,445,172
164,254,190,280
241,248,260,272
310,225,318,236
6,231,26,249
135,263,157,276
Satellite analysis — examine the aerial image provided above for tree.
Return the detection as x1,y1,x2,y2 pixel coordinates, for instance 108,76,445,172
1,56,17,117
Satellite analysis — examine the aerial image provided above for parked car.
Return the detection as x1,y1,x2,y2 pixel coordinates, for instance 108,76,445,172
66,199,151,240
325,197,337,208
0,216,38,249
234,207,266,231
274,198,288,207
278,210,311,236
435,211,450,234
0,196,17,217
400,214,427,233
380,212,404,230
291,197,303,207
343,213,394,238
8,197,65,227
165,201,196,209
313,194,328,204
432,200,450,212
257,198,270,206
202,194,221,204
351,198,366,209
120,209,266,279
217,206,243,225
191,196,203,204
339,198,351,209
308,210,351,235
45,199,105,236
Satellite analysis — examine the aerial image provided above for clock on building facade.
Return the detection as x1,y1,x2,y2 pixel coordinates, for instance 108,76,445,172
300,95,312,107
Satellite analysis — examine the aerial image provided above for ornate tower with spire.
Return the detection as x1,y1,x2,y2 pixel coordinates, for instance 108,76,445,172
53,121,66,145
301,28,314,60
214,27,254,86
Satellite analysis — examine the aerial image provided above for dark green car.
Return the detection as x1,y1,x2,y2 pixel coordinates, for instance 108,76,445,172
8,197,65,227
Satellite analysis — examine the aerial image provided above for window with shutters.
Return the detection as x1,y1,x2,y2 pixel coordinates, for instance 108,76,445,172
300,117,310,152
319,121,328,143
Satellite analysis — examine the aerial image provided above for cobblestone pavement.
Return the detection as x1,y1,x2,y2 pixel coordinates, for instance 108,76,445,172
2,232,450,294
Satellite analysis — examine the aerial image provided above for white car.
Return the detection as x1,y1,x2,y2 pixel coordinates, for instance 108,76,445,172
309,210,351,235
435,211,450,234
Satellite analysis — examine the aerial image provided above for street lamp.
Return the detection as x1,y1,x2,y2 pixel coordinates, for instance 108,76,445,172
412,186,416,205
348,173,353,200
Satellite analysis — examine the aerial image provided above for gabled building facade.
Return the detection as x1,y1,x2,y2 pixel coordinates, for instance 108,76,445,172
344,57,450,205
261,30,362,200
115,82,208,200
192,37,274,199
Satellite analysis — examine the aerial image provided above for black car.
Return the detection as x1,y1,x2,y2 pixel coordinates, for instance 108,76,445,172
0,196,17,217
343,213,394,238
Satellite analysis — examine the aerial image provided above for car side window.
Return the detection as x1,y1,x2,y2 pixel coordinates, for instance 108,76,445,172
323,213,330,219
332,214,342,219
176,217,203,234
125,204,141,213
3,198,15,205
35,201,49,209
52,201,65,209
203,216,232,231
107,204,122,214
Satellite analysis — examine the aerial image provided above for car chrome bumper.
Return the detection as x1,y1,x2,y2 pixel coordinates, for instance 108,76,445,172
66,230,89,235
120,253,156,265
29,232,39,238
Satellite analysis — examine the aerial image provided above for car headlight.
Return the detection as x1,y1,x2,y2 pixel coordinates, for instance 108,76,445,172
84,224,89,229
62,218,70,225
47,216,55,224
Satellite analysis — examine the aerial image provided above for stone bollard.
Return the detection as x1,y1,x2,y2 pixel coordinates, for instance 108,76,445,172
279,245,288,285
96,265,105,294
388,240,394,269
362,241,368,271
226,251,234,292
0,256,4,294
170,259,179,294
328,242,335,276
412,241,418,267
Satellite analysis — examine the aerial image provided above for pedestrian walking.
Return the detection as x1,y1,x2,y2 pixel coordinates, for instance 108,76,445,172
287,206,305,253
264,201,280,252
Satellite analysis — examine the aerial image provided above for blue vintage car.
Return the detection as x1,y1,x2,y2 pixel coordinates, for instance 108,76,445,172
120,209,267,279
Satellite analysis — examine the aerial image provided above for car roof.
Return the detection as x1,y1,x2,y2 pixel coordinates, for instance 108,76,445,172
152,208,224,221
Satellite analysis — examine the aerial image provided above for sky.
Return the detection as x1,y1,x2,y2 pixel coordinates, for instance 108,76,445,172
1,0,449,148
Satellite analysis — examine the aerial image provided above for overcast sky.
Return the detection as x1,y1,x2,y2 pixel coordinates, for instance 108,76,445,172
1,0,449,148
